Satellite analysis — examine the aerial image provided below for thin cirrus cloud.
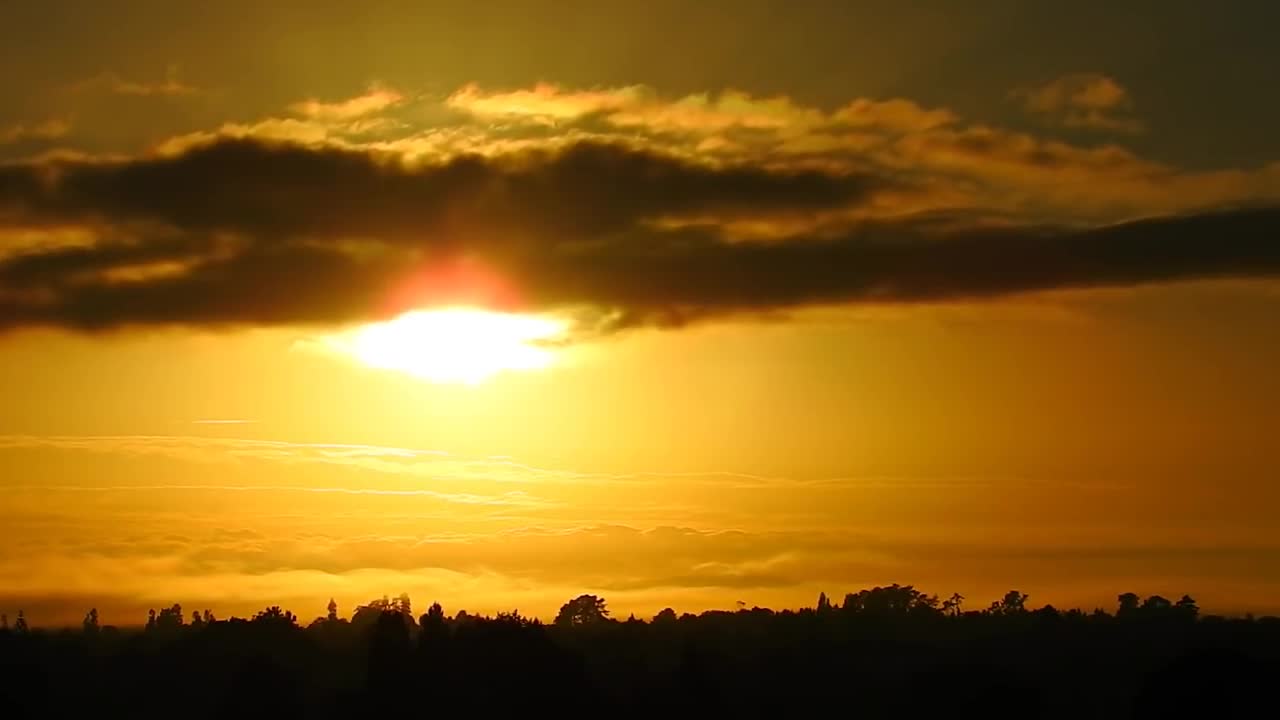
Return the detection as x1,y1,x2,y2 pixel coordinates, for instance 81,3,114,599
6,432,1280,623
20,483,555,508
1,434,1079,502
69,66,201,98
0,434,642,489
1,83,1278,336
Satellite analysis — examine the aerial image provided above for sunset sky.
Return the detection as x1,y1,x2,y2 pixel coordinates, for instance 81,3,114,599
3,0,1280,626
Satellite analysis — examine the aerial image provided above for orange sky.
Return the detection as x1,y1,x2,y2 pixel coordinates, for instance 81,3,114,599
2,0,1279,626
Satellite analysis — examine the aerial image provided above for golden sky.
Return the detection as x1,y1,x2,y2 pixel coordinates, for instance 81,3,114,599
2,0,1279,625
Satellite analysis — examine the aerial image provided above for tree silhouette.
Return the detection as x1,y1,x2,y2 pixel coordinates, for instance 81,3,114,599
422,601,445,625
368,609,414,704
1174,594,1199,620
421,602,445,626
842,584,940,616
253,606,298,627
417,601,449,649
83,608,99,634
151,603,184,633
989,590,1029,615
327,598,339,622
1117,592,1141,618
353,597,391,627
1142,595,1173,615
0,584,1271,717
14,610,29,633
555,594,609,627
354,594,415,633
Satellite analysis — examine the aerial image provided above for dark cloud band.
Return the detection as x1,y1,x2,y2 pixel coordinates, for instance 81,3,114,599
1,138,1277,332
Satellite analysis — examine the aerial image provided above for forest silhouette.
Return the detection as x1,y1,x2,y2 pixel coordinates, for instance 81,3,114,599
1,584,1276,718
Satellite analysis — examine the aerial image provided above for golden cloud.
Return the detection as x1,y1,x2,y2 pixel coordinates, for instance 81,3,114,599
290,86,405,120
0,119,71,145
2,83,1279,334
1012,73,1144,133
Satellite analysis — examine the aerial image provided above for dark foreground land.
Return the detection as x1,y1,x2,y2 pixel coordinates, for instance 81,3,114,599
1,586,1276,718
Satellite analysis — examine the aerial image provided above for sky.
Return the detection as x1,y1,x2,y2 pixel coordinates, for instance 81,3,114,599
2,0,1279,626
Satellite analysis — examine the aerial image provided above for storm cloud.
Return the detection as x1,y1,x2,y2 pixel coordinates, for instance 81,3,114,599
1,136,1278,333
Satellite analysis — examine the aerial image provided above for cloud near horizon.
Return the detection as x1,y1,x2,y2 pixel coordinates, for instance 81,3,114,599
1,82,1278,336
5,432,1279,625
0,119,71,145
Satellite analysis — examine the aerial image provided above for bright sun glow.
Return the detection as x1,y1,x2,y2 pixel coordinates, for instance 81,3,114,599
335,308,570,385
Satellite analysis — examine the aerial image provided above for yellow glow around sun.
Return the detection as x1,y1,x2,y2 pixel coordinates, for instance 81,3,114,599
333,308,570,384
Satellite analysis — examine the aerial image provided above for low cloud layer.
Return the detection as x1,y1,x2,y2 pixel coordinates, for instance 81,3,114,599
5,433,1280,624
1,82,1278,335
0,119,70,145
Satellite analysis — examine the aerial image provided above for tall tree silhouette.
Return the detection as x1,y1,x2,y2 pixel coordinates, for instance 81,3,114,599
989,590,1029,615
555,595,609,627
1174,594,1199,620
1118,592,1141,618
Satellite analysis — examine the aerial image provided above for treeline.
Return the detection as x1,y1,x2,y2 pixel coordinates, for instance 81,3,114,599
1,585,1276,718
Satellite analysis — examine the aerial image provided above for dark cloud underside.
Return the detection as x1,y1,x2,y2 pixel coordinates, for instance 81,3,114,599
1,138,1278,332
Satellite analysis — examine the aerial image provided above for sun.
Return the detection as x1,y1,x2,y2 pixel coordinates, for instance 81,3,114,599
332,307,570,385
